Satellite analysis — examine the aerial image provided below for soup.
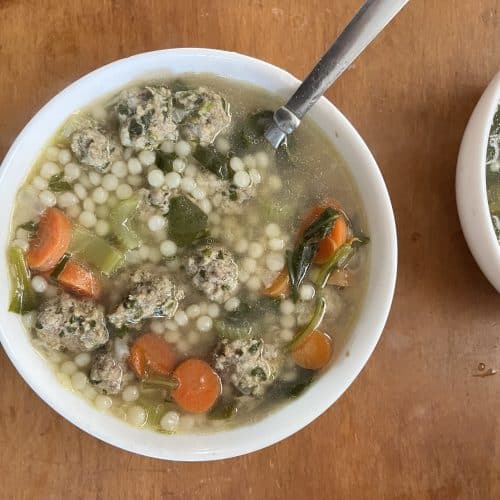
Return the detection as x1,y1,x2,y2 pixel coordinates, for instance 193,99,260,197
7,74,369,433
487,105,500,240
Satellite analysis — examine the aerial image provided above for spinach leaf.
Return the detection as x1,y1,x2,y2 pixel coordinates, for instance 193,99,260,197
167,195,208,246
240,110,274,146
192,144,230,180
48,173,72,192
268,368,315,400
287,207,339,300
156,151,176,173
18,220,38,234
207,399,238,420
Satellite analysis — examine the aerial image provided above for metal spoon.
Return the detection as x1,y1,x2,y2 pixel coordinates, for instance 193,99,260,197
265,0,410,149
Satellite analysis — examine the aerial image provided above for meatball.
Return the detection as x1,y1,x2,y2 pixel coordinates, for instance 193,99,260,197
89,351,124,395
115,86,178,149
186,245,239,303
70,126,121,172
214,338,283,397
34,292,108,352
107,266,184,329
138,186,172,215
174,87,231,143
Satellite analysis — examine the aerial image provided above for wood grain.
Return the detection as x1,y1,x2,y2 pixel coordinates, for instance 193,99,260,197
1,0,500,498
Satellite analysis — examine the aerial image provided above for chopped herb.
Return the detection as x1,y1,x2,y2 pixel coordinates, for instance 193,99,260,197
128,118,143,139
250,367,267,381
50,254,70,279
268,368,315,400
18,221,38,233
48,173,72,192
208,399,238,420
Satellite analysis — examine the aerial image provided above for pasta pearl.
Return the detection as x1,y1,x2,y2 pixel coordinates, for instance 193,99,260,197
138,150,156,166
31,275,47,293
224,297,240,312
186,304,201,319
71,372,88,391
173,158,186,173
58,149,72,165
88,171,102,186
174,310,188,327
128,157,143,175
266,253,285,272
40,162,61,179
233,170,251,188
111,161,128,178
280,299,296,315
160,411,180,432
299,284,316,301
73,183,87,200
116,184,133,200
74,352,91,368
161,140,175,153
79,211,97,228
122,385,140,402
39,190,56,207
180,177,196,193
92,187,109,204
127,405,147,427
207,303,220,318
164,171,181,189
160,240,177,257
32,176,48,190
175,140,191,157
102,174,119,191
248,241,264,259
229,156,244,172
196,315,213,332
61,360,77,375
148,169,165,188
265,223,281,238
64,162,80,181
95,219,110,237
148,215,165,232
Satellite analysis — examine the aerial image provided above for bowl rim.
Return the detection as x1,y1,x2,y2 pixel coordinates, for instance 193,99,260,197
456,70,500,292
0,48,398,461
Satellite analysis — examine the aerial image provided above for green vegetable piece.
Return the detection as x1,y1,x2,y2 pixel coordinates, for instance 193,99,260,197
315,236,369,289
48,173,72,192
141,375,179,390
288,296,327,351
287,207,339,300
8,246,39,314
156,151,177,173
18,220,38,234
240,110,274,146
208,399,238,420
69,225,123,275
170,78,191,92
214,318,252,340
192,145,230,179
268,368,315,400
110,197,142,250
50,254,70,279
167,195,208,246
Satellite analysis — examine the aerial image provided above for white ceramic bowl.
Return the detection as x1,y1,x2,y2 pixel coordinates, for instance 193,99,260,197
0,49,397,461
457,71,500,292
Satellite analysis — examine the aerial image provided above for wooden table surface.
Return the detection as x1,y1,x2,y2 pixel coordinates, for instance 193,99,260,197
1,0,500,498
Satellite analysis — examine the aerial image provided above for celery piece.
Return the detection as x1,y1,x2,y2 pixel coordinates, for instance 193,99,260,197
69,225,123,275
110,197,142,250
288,296,327,351
8,246,39,314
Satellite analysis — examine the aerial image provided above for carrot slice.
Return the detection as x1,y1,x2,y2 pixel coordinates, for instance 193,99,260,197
128,333,177,379
57,259,102,299
315,217,349,264
27,208,72,271
298,199,349,265
292,329,333,370
171,359,221,414
263,269,290,297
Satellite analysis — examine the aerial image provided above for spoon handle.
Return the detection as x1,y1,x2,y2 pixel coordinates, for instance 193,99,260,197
266,0,410,147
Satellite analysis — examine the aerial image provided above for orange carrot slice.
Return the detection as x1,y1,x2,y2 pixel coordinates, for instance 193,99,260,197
57,259,102,299
263,269,290,297
27,208,72,271
128,333,177,379
171,359,221,414
292,329,333,370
